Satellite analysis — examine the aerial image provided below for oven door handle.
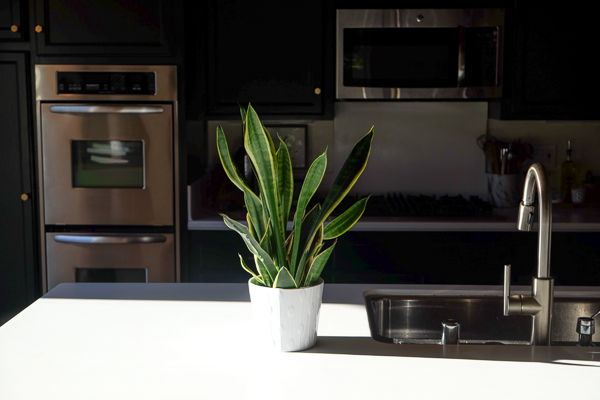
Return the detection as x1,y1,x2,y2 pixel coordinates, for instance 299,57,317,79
54,235,167,244
48,105,164,114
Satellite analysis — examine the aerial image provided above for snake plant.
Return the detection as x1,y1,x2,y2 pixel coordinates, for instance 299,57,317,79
217,105,373,288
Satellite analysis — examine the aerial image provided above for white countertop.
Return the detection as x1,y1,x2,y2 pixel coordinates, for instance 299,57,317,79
1,283,600,400
188,207,600,231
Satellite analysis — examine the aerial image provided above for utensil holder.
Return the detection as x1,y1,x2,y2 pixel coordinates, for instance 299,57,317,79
487,174,519,208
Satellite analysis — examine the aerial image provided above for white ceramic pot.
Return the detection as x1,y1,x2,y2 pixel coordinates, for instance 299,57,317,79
248,277,324,352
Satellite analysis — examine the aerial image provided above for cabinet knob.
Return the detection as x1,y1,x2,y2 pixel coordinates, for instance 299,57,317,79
314,87,321,95
11,25,18,32
21,193,29,201
35,25,43,33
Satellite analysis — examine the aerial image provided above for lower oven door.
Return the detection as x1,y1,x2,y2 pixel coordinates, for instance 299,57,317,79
46,233,175,291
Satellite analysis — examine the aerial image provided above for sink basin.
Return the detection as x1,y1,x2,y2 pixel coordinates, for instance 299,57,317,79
364,289,600,345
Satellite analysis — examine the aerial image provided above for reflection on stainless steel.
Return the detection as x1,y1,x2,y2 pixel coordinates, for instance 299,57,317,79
441,319,460,345
336,8,505,99
46,233,175,291
364,293,600,345
504,163,554,345
40,102,173,225
457,27,466,87
49,105,164,114
36,65,179,293
54,234,167,244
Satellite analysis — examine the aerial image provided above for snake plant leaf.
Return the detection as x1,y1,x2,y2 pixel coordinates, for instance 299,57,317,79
296,203,321,264
290,151,327,278
304,241,336,287
314,128,373,234
296,128,374,283
239,254,260,279
273,267,297,289
323,195,370,240
276,136,293,237
239,104,247,124
246,213,257,240
216,124,265,240
250,276,266,287
244,105,288,270
221,214,278,281
254,255,273,287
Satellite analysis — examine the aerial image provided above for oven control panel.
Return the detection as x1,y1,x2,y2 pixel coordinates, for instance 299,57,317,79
57,72,156,95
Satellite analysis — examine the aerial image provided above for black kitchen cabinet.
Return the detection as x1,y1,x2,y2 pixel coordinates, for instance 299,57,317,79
0,0,25,40
33,0,176,57
203,0,326,117
490,3,600,120
0,53,38,325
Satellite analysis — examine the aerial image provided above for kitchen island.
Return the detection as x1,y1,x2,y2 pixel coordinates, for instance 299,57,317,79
1,283,599,399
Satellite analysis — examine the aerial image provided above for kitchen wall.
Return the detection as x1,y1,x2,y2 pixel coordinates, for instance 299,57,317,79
487,119,600,189
201,102,600,203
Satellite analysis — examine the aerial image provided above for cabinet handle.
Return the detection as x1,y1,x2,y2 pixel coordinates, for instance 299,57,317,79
11,25,18,32
35,25,43,33
21,194,29,201
314,87,321,95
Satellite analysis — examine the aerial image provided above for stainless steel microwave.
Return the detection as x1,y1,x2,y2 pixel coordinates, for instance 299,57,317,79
336,9,505,100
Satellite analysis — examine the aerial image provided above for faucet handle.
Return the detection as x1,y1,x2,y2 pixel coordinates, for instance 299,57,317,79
503,264,522,316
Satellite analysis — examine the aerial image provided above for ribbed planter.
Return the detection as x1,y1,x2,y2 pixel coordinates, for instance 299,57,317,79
248,277,324,352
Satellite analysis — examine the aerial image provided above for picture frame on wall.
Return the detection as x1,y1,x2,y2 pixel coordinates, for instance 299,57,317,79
266,125,308,170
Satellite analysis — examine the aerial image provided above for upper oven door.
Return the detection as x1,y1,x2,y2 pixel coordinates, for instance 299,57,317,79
336,9,504,99
40,103,174,226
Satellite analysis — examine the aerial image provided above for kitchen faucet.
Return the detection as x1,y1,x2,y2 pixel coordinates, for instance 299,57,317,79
503,163,554,345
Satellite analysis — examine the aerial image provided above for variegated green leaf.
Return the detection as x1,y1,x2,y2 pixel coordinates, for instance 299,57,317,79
323,196,370,240
239,254,259,279
239,104,247,123
290,152,327,280
254,255,273,287
250,276,266,287
216,124,265,240
315,128,374,229
296,128,374,283
221,214,278,281
276,136,293,237
273,267,297,289
244,106,287,269
246,213,257,240
304,241,336,287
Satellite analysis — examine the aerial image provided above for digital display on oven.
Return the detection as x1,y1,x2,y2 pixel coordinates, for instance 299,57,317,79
71,140,145,188
57,72,156,94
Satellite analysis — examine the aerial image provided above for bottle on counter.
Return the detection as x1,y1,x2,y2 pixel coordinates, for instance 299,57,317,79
560,140,576,203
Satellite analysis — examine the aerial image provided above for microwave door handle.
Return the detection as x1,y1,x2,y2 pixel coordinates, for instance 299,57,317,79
48,105,164,114
54,235,167,244
457,26,466,87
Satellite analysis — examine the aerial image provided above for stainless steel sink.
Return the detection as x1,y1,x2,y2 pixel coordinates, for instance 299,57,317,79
364,290,600,345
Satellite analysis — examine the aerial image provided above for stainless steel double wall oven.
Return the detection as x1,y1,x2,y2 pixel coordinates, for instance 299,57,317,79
35,65,179,292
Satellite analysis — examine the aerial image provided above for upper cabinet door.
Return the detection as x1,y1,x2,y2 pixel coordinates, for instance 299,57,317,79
206,0,324,117
34,0,174,56
0,0,25,40
494,3,600,120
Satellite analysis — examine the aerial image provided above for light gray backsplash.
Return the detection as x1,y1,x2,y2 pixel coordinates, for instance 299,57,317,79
204,103,600,200
328,102,489,198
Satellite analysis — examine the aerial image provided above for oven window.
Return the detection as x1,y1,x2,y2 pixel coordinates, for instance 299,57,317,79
343,28,458,88
71,140,145,188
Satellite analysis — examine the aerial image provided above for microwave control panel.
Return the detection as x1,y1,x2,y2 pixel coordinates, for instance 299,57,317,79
56,72,156,95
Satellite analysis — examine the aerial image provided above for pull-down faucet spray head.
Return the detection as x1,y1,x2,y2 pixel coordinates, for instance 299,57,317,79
518,202,535,231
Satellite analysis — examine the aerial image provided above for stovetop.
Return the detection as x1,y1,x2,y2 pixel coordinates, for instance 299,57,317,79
330,193,493,217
